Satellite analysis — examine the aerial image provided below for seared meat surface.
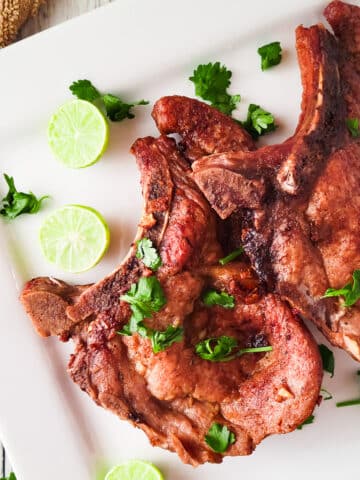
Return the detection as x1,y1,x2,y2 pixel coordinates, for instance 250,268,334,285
153,2,360,359
21,135,321,465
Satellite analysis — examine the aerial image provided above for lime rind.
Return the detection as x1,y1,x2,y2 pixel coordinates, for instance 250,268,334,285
39,204,110,273
104,460,164,480
47,99,109,168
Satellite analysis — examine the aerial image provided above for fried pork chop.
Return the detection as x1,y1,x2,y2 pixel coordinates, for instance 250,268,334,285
21,135,321,465
153,1,360,360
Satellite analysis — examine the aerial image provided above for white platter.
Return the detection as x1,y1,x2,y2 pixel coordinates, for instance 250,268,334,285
1,0,360,479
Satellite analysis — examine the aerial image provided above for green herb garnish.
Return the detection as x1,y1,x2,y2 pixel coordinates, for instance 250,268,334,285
336,398,360,407
202,289,235,309
323,270,360,307
346,118,360,138
219,247,244,265
151,325,184,353
257,41,282,71
118,276,183,352
296,414,315,430
70,79,149,122
0,474,16,480
318,344,335,377
241,103,276,139
195,335,272,362
320,387,333,401
189,62,241,115
120,276,166,319
0,174,48,220
136,238,162,271
205,423,236,453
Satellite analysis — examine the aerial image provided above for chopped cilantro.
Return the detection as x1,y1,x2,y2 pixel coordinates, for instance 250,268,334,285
0,174,48,220
205,423,236,453
136,238,162,271
70,79,149,122
241,103,276,139
150,326,184,353
346,118,360,138
297,414,315,430
202,289,235,309
195,335,272,362
323,270,360,307
257,41,282,71
318,344,335,377
189,62,241,115
320,387,333,401
219,247,244,265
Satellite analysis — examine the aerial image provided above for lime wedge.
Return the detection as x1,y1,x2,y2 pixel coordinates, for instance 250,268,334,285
39,205,110,273
47,99,109,168
105,460,164,480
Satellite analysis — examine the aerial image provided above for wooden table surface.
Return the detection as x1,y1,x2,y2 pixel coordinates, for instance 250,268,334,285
1,2,113,475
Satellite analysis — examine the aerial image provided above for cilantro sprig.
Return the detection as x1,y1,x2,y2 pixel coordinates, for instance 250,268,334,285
195,335,272,362
118,276,183,352
202,290,235,309
296,414,315,430
205,423,236,453
0,174,48,220
323,270,360,307
346,118,360,138
219,247,244,266
190,62,277,139
70,79,149,122
257,41,282,71
189,62,241,115
136,238,162,271
241,103,276,139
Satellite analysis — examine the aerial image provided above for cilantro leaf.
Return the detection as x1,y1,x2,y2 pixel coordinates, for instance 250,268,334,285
296,414,315,430
102,94,149,122
205,423,236,453
150,326,184,353
119,276,182,353
318,344,335,377
0,174,48,220
257,41,282,71
196,336,238,362
69,79,101,102
195,335,273,362
346,118,360,138
219,247,244,265
120,276,166,319
189,62,241,115
136,238,162,271
323,270,360,307
69,79,149,122
241,103,276,139
202,289,235,309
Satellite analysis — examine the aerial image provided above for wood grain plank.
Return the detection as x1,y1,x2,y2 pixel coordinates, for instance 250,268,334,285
19,0,113,41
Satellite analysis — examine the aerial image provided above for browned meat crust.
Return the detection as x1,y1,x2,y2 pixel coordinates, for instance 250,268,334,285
179,4,360,359
152,95,256,162
20,135,322,465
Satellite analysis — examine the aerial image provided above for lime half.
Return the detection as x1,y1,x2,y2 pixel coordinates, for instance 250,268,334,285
47,99,109,168
39,205,110,273
105,460,164,480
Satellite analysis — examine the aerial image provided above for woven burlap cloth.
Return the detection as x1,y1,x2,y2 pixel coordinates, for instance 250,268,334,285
0,0,46,47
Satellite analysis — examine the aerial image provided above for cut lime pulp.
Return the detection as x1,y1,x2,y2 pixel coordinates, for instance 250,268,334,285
105,460,164,480
47,99,109,168
39,205,110,273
